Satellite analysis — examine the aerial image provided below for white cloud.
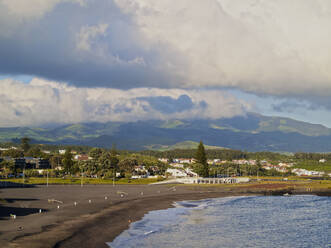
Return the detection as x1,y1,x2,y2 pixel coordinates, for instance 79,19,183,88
114,0,331,96
0,78,249,127
0,0,85,20
0,0,85,37
1,0,331,101
76,23,108,52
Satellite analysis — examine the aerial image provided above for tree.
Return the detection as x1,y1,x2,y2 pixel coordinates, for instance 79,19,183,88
194,141,209,177
118,158,138,173
62,149,74,174
98,152,113,171
0,160,13,177
80,160,98,177
21,137,31,152
195,141,207,165
89,148,104,160
110,144,118,156
26,146,42,158
7,160,18,175
97,151,119,178
2,149,24,158
193,163,207,177
50,155,63,169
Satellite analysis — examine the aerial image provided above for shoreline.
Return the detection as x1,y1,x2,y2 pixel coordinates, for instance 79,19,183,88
54,191,331,248
1,184,330,248
54,191,256,248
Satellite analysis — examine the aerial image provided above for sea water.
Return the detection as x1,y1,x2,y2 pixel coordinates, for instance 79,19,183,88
107,195,331,248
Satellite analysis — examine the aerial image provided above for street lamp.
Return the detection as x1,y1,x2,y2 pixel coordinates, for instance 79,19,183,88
47,170,49,187
22,165,25,187
113,168,115,187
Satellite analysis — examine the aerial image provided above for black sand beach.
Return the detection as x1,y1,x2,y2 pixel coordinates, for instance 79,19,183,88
0,184,329,248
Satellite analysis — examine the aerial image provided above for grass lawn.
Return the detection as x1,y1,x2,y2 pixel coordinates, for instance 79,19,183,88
294,160,331,173
0,177,160,185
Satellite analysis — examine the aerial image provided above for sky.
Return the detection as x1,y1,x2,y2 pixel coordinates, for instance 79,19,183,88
1,0,331,127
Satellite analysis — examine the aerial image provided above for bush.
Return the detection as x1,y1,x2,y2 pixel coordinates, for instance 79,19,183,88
25,170,40,177
157,176,164,181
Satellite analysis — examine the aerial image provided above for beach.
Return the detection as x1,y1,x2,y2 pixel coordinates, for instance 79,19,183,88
0,183,330,248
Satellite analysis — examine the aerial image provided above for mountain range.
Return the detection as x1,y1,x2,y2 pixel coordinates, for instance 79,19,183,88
1,113,331,152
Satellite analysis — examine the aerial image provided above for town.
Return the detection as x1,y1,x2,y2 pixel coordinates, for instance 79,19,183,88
1,138,331,183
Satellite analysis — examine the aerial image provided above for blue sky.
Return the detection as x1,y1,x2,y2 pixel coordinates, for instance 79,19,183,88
229,90,331,127
0,74,33,83
1,0,331,127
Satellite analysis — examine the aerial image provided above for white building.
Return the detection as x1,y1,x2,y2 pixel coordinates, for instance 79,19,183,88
170,163,184,168
166,168,188,177
291,168,325,177
185,168,198,177
173,158,194,164
158,158,169,163
59,149,66,155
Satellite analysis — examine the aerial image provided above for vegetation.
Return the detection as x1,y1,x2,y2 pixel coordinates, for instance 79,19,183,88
21,137,31,152
208,163,292,178
63,149,75,174
1,149,24,158
1,138,331,182
0,139,169,180
294,160,331,173
145,141,225,151
140,149,289,161
193,141,209,177
0,177,160,185
2,114,331,152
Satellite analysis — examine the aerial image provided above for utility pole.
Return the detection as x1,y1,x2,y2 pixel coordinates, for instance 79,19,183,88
22,166,25,187
113,168,115,187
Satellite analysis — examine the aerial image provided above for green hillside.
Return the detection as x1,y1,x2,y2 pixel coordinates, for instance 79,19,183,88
1,113,331,152
144,141,226,151
160,120,185,129
257,116,331,136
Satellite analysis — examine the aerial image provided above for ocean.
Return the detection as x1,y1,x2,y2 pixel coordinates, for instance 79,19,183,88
107,195,331,248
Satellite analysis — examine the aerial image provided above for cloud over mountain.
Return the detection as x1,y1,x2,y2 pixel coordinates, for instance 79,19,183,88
1,0,331,128
0,78,249,127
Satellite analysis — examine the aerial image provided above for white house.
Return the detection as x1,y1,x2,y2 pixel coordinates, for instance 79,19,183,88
170,163,184,168
131,175,147,179
158,158,169,163
185,168,198,177
173,158,194,164
291,168,325,177
166,168,188,177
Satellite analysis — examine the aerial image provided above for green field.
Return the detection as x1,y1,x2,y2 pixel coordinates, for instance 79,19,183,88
0,177,160,185
145,141,225,151
294,160,331,173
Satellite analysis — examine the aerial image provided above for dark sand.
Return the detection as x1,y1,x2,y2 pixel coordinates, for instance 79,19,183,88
0,184,329,248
